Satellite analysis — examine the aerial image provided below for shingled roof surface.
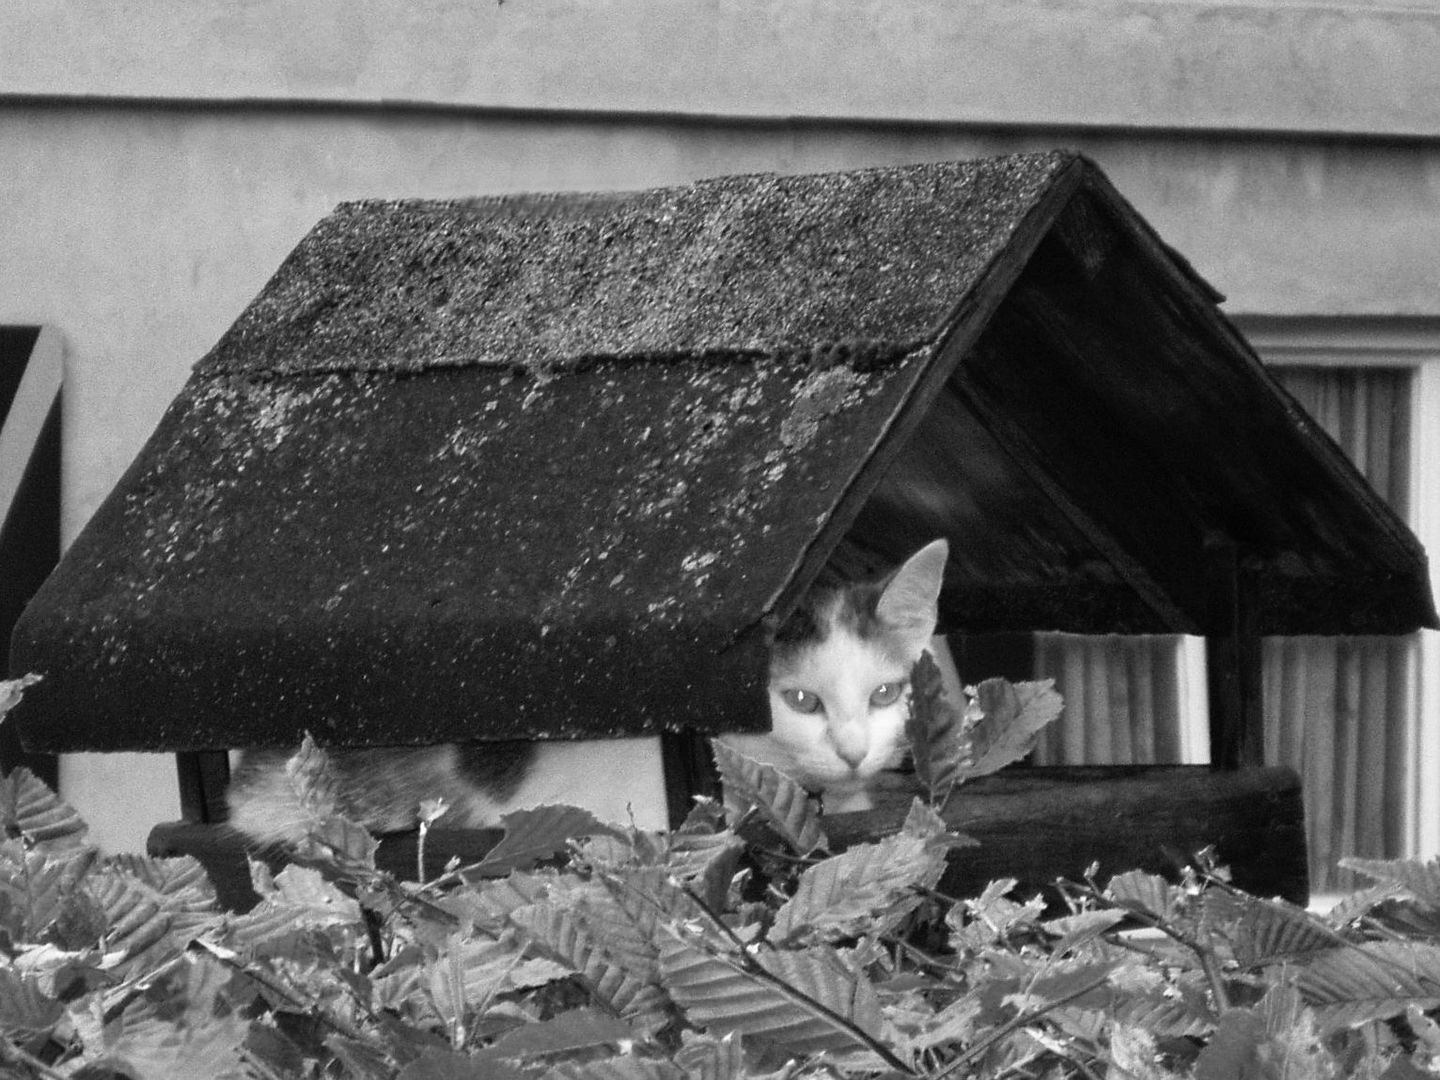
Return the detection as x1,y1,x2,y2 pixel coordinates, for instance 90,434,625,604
200,152,1070,378
11,151,1435,754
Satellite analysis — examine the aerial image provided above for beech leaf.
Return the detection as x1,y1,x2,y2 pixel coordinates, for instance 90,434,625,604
709,739,826,855
509,898,672,1032
481,804,625,873
0,966,62,1038
659,933,883,1057
1341,855,1440,910
673,1032,744,1080
0,765,88,849
905,652,968,803
489,1006,638,1057
1231,896,1346,968
770,831,948,944
1298,940,1440,1031
957,678,1063,781
276,735,380,868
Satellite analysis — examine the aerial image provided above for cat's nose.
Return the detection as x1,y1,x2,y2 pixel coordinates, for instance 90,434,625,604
831,725,868,769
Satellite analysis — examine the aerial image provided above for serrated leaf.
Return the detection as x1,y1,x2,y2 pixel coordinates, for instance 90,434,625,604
85,868,191,975
544,1058,684,1080
1341,856,1440,910
0,672,41,715
905,652,968,802
480,805,625,873
1107,869,1178,921
893,993,981,1054
657,830,746,915
659,933,883,1057
948,878,1046,952
490,1006,638,1057
92,953,250,1080
398,1047,531,1080
0,966,63,1038
418,931,567,1027
449,869,556,930
1232,896,1345,968
709,739,826,855
110,854,217,908
1114,991,1213,1038
957,679,1063,781
304,814,381,869
510,899,671,1032
770,832,947,944
271,735,380,868
1192,1004,1330,1080
0,844,98,941
329,1034,400,1080
589,866,707,980
1299,940,1440,1032
1109,1025,1167,1080
1325,882,1407,926
0,766,88,849
1042,909,1127,957
673,1031,743,1080
223,863,360,958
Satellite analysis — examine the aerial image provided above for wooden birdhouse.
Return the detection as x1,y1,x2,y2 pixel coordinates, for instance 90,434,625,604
10,152,1434,908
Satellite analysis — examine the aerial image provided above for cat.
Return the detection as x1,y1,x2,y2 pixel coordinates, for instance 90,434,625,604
720,538,948,813
225,539,949,843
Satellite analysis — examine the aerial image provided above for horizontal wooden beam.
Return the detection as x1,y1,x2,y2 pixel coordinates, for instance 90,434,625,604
150,764,1307,912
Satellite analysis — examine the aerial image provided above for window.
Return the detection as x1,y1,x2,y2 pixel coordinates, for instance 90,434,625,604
1015,318,1440,895
1243,318,1440,894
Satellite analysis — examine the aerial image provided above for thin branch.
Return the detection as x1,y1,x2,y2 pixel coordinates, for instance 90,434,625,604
200,944,370,1044
925,970,1113,1080
675,882,917,1076
0,1035,70,1080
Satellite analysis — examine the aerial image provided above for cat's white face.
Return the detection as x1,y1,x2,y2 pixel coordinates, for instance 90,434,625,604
729,538,948,813
766,623,923,807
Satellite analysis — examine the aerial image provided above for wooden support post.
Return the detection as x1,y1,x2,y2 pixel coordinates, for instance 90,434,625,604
0,326,62,789
660,729,720,829
1204,532,1264,769
175,751,232,824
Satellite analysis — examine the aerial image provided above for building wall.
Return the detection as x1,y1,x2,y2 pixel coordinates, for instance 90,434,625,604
3,0,1439,853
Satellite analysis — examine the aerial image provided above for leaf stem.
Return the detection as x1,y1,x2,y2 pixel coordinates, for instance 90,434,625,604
0,1035,69,1080
677,883,917,1075
926,970,1112,1080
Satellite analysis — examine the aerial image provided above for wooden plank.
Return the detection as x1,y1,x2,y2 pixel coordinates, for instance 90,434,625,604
826,765,1308,906
150,764,1307,912
660,729,720,828
0,326,62,789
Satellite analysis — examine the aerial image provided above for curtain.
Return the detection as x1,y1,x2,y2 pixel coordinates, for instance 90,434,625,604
1030,635,1185,765
1263,366,1415,893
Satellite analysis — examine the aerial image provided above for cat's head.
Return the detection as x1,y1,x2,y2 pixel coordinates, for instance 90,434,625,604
766,539,948,805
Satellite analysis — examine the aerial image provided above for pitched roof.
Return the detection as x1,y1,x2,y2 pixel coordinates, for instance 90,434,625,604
10,152,1434,753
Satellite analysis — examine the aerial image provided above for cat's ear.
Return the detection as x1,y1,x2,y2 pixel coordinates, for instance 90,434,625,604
876,539,948,638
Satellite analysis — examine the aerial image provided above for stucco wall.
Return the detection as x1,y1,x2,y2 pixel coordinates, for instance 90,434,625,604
8,0,1440,135
4,0,1439,853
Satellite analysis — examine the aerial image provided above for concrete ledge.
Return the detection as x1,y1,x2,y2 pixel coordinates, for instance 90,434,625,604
5,1,1440,137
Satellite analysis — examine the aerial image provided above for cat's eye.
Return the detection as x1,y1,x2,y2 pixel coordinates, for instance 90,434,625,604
870,682,905,707
781,688,824,714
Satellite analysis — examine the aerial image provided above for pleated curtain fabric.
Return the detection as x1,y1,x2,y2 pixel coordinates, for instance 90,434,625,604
1262,367,1415,892
1030,635,1183,766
